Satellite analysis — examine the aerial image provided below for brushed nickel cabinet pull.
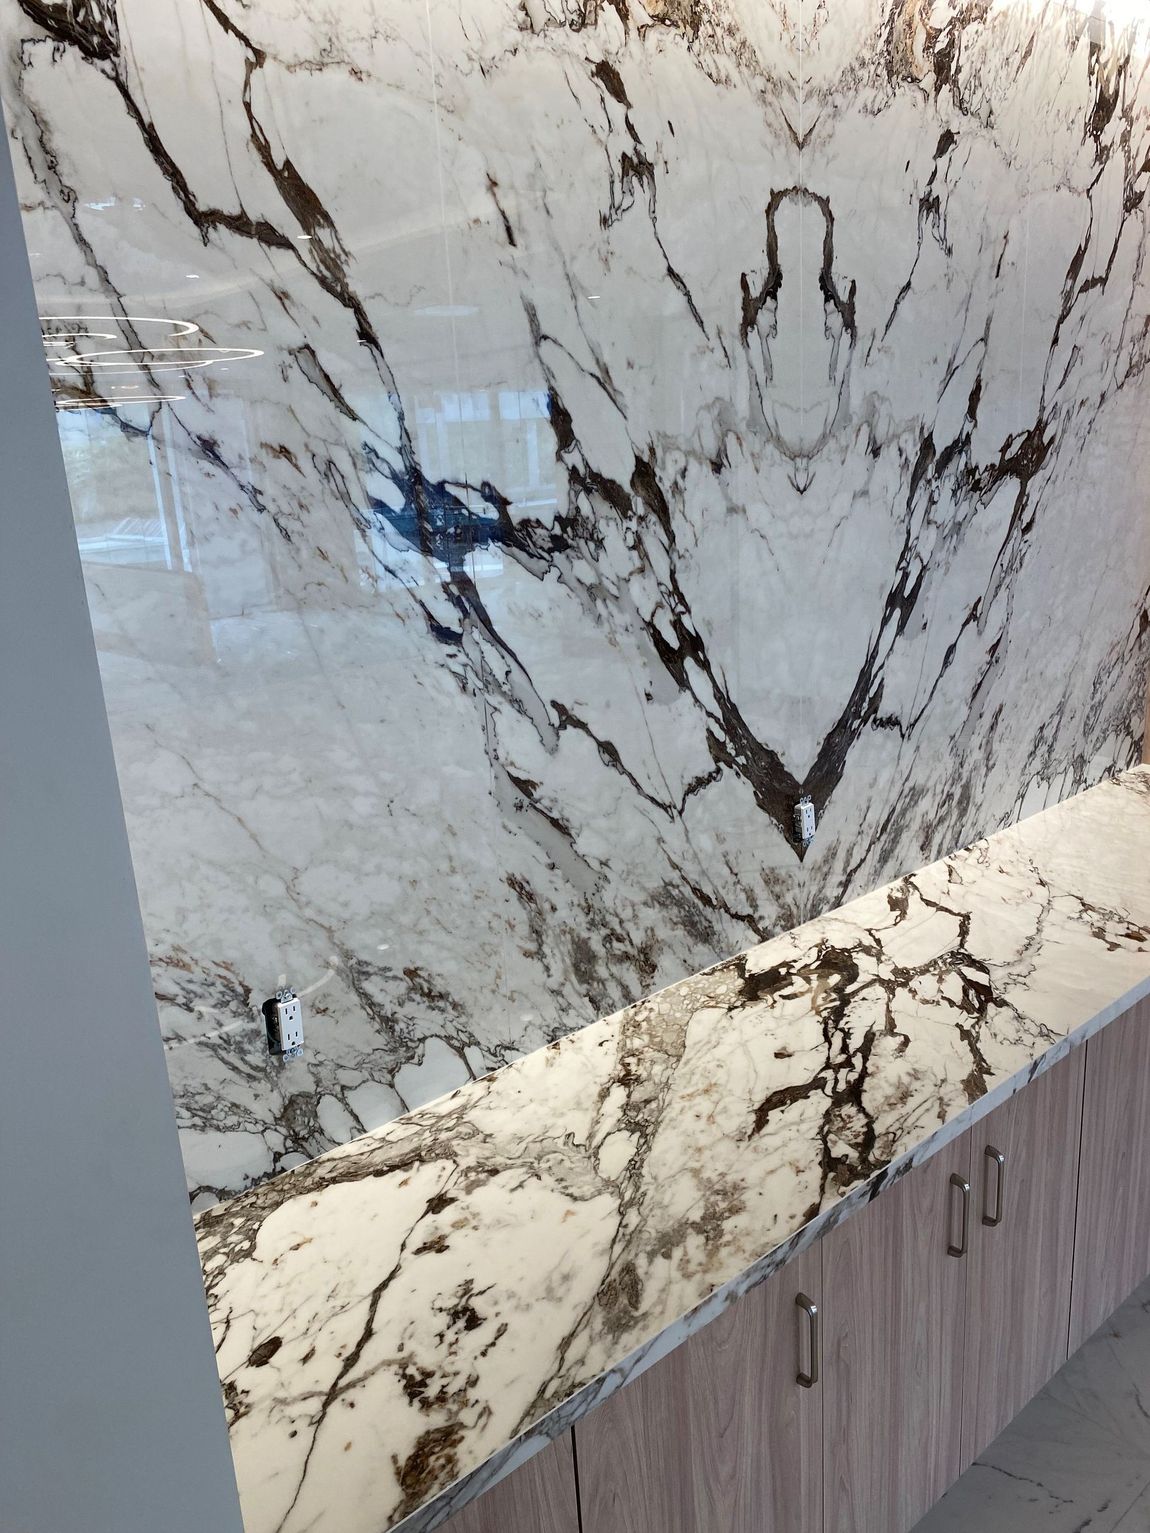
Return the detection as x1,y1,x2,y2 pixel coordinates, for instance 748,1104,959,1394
982,1145,1006,1228
947,1172,971,1258
796,1293,820,1388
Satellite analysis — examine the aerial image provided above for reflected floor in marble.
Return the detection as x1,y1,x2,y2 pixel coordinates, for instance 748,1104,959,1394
913,1276,1150,1532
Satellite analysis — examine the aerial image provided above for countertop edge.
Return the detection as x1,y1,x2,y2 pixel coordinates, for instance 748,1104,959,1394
392,969,1150,1533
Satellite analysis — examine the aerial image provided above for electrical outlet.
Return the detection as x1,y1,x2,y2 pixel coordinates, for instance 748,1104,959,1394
264,989,304,1057
793,796,817,848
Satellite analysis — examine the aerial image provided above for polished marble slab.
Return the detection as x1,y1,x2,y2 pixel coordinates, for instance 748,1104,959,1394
197,767,1150,1533
3,0,1150,1201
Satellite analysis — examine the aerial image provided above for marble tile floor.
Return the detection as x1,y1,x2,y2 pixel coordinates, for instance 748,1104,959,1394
913,1276,1150,1532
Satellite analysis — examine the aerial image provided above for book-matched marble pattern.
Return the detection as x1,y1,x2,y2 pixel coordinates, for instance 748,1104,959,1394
3,0,1150,1198
196,769,1150,1533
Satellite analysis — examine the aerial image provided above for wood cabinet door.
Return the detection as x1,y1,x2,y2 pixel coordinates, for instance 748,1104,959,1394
576,1245,823,1533
441,1433,580,1533
960,1050,1085,1466
822,1142,971,1533
1070,997,1150,1353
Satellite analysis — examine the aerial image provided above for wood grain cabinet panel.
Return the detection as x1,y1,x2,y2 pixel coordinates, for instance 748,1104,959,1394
440,1433,580,1533
1070,997,1150,1353
822,1144,971,1533
960,1051,1085,1467
576,1245,823,1533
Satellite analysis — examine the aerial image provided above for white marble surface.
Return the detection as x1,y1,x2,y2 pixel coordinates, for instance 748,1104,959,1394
3,0,1150,1200
197,768,1150,1533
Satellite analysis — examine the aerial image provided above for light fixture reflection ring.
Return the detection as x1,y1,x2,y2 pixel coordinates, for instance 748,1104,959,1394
55,394,188,409
40,316,262,382
39,315,200,338
46,345,263,373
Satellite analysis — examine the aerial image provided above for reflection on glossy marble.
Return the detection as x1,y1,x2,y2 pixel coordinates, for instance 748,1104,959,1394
914,1273,1150,1533
2,0,1150,1198
197,770,1150,1533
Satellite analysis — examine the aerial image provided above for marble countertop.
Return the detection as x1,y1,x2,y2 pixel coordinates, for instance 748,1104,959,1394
197,768,1150,1533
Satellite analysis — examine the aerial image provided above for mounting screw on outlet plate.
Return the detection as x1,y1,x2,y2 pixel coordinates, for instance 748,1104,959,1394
263,988,304,1058
794,796,816,848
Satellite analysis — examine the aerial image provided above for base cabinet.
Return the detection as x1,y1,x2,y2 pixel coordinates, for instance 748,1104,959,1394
444,1003,1150,1533
822,1146,970,1533
576,1244,823,1533
1070,998,1150,1352
959,1050,1085,1465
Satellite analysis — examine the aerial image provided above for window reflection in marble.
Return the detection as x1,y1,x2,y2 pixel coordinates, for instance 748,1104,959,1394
60,407,189,571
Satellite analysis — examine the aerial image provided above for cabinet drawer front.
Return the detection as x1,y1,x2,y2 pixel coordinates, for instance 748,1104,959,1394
1071,999,1150,1352
961,1051,1084,1465
440,1434,579,1533
823,1147,970,1533
577,1246,823,1533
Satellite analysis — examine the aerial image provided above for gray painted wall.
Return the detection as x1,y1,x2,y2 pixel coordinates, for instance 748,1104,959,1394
0,111,244,1533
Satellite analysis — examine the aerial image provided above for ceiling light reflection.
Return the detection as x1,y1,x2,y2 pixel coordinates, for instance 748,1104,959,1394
415,304,478,319
55,394,187,409
40,316,199,338
1029,0,1150,39
1062,0,1143,18
40,317,263,380
45,345,263,373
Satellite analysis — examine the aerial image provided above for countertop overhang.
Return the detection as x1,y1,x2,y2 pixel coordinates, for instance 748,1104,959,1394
196,767,1150,1533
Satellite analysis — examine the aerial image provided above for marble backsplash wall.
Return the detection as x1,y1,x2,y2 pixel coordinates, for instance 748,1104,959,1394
2,0,1148,1202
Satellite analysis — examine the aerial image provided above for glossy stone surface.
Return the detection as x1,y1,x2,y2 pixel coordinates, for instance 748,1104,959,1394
3,0,1150,1200
197,769,1150,1533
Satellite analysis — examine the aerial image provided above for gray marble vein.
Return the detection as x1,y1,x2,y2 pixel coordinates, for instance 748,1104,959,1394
2,0,1150,1201
196,767,1150,1533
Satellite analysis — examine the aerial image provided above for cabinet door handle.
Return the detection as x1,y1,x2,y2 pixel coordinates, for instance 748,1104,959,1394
947,1173,971,1258
795,1293,820,1388
982,1145,1006,1228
